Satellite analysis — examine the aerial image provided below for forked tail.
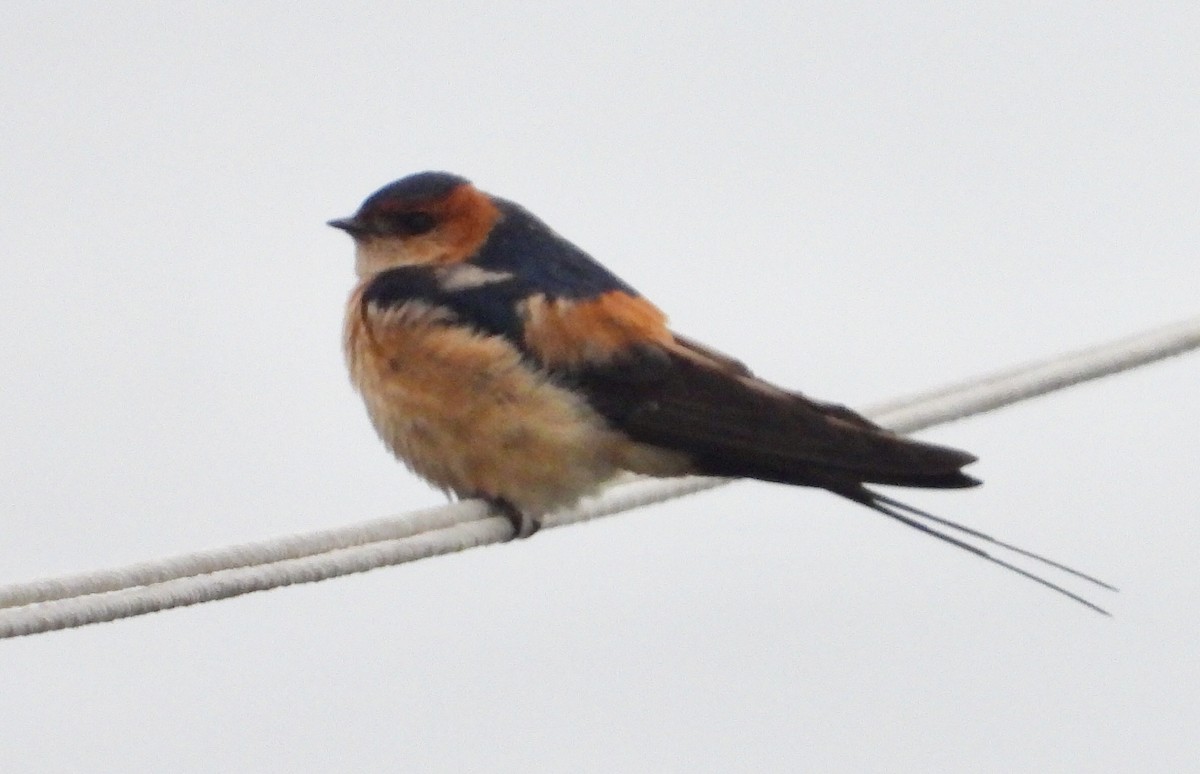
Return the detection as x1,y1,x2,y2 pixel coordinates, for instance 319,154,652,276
833,485,1117,615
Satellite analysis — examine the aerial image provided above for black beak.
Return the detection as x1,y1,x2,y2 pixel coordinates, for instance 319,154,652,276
327,216,365,235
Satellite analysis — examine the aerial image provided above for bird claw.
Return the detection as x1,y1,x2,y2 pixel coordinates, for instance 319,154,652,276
488,498,541,540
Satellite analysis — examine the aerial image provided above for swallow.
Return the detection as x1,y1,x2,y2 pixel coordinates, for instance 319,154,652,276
330,171,1114,613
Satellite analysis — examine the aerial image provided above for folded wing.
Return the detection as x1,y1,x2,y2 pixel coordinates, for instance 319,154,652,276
570,335,980,491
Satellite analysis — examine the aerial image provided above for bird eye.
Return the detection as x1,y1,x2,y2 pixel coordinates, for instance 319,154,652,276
387,211,437,236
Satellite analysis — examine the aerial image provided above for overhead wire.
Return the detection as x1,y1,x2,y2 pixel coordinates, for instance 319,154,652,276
1,315,1197,638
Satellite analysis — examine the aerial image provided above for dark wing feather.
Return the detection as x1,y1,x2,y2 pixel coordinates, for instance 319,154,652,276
574,340,979,490
576,342,1119,613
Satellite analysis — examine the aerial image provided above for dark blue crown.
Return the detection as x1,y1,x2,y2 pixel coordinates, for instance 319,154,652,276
358,171,470,212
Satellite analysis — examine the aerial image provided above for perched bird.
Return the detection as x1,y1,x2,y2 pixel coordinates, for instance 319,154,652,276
331,171,1112,612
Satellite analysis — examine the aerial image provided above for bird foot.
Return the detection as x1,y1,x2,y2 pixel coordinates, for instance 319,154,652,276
487,498,541,540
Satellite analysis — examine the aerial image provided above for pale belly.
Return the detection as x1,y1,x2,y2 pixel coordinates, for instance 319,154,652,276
345,298,689,514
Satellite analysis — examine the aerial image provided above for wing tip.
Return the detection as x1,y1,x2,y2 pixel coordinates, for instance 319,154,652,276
868,470,982,489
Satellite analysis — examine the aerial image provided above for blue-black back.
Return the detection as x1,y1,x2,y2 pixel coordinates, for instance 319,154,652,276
473,200,638,300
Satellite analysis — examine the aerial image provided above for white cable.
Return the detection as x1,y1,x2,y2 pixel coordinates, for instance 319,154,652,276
1,315,1197,638
869,316,1200,432
0,476,722,611
0,501,496,609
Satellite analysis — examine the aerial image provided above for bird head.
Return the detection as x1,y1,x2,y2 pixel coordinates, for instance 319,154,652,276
329,171,500,278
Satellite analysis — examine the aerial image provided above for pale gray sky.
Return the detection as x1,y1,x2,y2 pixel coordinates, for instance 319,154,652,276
2,2,1198,771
